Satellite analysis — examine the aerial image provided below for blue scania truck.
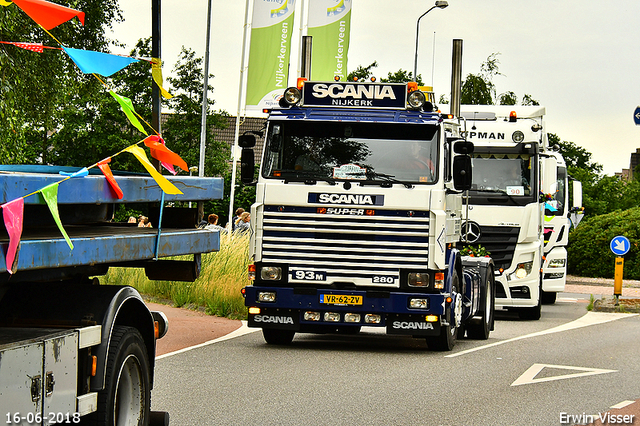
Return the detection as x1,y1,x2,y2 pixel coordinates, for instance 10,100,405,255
241,77,495,351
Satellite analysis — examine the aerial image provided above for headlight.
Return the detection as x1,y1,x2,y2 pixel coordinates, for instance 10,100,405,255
258,292,276,302
510,261,533,280
324,312,341,322
408,272,429,287
407,90,426,109
282,87,302,106
304,311,321,321
409,298,429,309
364,314,381,324
512,130,525,143
344,313,361,323
548,259,566,268
261,266,282,281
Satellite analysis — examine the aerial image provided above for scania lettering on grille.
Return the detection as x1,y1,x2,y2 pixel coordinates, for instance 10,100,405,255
308,192,384,206
392,321,434,330
253,315,294,324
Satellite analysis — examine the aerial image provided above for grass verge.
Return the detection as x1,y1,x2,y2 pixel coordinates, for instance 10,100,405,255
99,233,251,320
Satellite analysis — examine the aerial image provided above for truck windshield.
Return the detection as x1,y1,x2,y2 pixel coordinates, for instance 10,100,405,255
470,153,534,199
262,120,439,184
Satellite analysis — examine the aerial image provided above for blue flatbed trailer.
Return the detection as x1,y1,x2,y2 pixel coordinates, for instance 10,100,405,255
0,165,223,426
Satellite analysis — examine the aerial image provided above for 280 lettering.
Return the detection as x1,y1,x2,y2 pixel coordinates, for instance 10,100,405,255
372,275,396,284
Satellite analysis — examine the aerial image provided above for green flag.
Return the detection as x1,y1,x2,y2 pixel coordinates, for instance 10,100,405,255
246,0,296,109
307,0,352,81
40,183,74,250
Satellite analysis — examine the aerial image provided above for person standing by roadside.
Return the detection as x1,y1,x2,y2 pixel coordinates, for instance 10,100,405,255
231,207,245,232
234,212,251,234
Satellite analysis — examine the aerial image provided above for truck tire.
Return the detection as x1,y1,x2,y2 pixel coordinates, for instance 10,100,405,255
262,328,295,345
541,290,557,304
88,326,151,426
426,270,461,351
466,271,495,340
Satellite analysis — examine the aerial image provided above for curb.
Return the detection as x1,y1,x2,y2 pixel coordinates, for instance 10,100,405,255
592,297,640,314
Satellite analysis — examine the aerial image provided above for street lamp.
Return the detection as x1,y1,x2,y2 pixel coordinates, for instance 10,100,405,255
413,1,448,82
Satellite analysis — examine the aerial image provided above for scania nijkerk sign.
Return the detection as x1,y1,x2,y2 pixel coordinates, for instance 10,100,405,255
302,82,407,109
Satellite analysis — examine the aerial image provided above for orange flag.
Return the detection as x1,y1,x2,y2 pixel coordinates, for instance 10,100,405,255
143,135,188,173
13,0,84,30
97,158,124,199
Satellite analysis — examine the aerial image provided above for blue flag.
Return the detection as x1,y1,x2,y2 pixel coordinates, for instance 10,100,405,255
62,46,138,77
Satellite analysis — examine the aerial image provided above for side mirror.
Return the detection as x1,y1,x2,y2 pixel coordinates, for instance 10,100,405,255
238,134,256,148
240,149,255,184
453,155,472,190
454,140,474,155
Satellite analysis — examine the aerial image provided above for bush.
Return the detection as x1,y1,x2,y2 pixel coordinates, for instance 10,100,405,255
568,207,640,279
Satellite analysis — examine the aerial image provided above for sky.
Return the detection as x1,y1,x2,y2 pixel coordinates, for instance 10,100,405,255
111,0,640,176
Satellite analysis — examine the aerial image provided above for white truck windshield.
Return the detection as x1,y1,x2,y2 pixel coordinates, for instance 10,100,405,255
263,120,439,184
470,154,533,197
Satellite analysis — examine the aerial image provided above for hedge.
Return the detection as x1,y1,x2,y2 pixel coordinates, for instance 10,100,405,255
568,207,640,279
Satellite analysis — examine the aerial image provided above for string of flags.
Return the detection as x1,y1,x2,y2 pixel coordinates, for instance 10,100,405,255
0,0,193,274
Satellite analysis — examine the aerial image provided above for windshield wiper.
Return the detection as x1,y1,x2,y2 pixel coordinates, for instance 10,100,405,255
471,188,518,203
361,172,414,189
280,171,336,185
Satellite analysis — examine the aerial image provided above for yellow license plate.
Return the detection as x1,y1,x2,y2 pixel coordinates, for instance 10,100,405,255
320,294,363,305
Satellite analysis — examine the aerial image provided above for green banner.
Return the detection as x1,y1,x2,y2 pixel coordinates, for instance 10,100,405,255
246,0,296,109
307,0,352,81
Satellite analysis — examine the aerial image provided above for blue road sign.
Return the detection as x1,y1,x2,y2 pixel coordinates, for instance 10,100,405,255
635,106,640,126
610,236,630,256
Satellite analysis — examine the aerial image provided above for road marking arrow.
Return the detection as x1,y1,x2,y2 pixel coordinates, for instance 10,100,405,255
511,364,617,386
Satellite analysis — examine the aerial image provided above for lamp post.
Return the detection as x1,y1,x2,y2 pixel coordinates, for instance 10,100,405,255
413,1,448,82
188,166,198,208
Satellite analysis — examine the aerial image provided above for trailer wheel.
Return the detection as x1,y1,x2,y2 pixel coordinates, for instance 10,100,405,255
262,329,295,345
89,326,150,426
467,271,495,340
426,271,461,351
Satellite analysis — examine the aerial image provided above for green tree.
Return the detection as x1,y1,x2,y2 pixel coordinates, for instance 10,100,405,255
498,91,517,105
381,69,423,85
347,61,377,82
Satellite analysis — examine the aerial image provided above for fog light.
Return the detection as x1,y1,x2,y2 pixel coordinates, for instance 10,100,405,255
282,87,302,105
344,313,361,323
248,307,261,314
364,314,381,324
408,272,429,287
258,292,276,302
425,315,438,322
304,311,321,321
261,266,282,281
409,298,429,309
324,312,340,322
407,90,426,109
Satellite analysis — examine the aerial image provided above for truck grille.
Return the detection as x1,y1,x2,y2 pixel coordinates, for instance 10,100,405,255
260,206,429,286
473,225,519,270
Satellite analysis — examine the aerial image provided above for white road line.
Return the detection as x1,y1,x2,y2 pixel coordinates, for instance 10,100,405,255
610,400,635,409
511,363,617,386
446,311,638,358
156,321,259,360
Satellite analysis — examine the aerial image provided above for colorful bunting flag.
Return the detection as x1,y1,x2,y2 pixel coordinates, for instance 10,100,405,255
39,183,74,250
151,58,173,99
97,158,124,199
0,41,60,52
13,0,84,30
0,1,13,7
144,135,188,174
1,198,24,274
109,91,148,135
124,145,183,195
59,167,88,178
62,46,138,77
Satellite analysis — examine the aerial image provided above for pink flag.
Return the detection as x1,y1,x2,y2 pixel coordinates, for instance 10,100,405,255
1,198,24,274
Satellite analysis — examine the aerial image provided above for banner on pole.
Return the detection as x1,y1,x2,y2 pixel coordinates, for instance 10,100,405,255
246,0,296,110
307,0,351,82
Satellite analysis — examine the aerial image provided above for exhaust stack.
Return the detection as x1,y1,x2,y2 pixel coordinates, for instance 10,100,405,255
450,39,463,118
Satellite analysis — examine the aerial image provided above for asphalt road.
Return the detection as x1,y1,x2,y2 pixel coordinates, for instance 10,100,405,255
149,290,640,426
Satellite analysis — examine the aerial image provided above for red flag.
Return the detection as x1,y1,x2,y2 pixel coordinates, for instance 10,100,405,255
143,135,188,173
12,0,84,30
97,158,124,199
1,198,24,274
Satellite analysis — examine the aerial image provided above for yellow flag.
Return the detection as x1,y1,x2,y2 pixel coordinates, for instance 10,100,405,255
151,58,173,99
0,1,13,6
125,145,182,195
